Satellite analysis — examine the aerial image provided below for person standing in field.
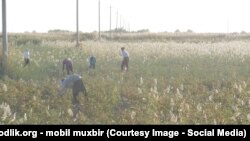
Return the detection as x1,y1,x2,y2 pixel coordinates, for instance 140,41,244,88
63,58,73,75
88,55,96,69
23,48,30,67
120,47,129,71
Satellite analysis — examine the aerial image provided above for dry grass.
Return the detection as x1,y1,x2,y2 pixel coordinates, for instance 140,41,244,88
0,33,250,124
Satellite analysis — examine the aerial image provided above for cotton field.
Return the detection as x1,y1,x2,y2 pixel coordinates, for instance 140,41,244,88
1,33,250,124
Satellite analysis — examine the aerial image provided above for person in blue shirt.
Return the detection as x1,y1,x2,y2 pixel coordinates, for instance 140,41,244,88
58,74,87,104
88,55,96,69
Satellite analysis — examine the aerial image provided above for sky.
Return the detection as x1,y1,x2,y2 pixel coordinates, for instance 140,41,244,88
1,0,250,33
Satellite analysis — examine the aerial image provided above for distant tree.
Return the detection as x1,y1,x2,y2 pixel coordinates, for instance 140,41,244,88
137,29,150,33
113,28,127,33
241,30,247,34
48,29,71,33
232,32,239,35
187,29,193,33
175,29,180,33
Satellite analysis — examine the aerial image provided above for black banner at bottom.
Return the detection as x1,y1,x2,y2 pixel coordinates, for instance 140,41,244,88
0,125,249,140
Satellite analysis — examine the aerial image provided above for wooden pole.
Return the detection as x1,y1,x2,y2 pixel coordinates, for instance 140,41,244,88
76,0,79,47
98,0,101,40
109,5,112,39
2,0,8,75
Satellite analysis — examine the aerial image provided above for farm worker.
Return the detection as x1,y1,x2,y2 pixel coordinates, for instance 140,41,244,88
88,55,96,69
23,48,30,67
63,58,73,75
58,74,87,104
120,47,129,71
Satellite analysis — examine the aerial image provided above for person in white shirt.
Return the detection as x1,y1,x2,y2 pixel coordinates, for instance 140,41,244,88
58,74,87,103
23,48,30,67
120,47,129,71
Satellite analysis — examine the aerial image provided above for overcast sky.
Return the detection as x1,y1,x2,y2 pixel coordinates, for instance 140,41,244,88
1,0,250,33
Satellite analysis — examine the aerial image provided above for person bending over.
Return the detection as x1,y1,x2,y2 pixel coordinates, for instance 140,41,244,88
58,74,87,104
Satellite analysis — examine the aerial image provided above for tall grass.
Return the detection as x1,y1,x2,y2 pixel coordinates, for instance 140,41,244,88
0,33,250,124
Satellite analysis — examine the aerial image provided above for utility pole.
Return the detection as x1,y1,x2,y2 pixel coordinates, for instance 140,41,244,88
116,11,118,30
109,5,112,39
120,15,122,30
2,0,8,75
120,15,122,34
76,0,79,47
98,0,101,40
123,18,126,31
128,23,130,32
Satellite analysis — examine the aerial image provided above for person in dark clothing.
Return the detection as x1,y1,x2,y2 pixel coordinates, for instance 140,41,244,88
58,74,87,104
63,58,73,75
88,55,96,69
